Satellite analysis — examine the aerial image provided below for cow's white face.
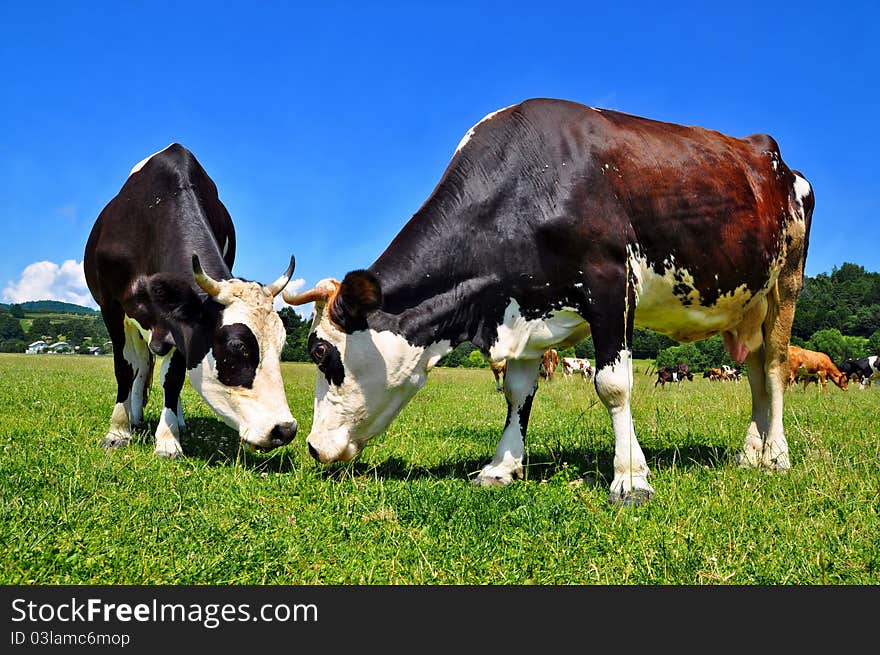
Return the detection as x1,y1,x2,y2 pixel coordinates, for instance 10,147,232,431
301,280,448,463
186,278,296,451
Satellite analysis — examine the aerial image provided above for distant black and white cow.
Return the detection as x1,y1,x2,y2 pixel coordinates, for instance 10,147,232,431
838,356,880,389
84,143,298,457
286,98,813,506
721,364,743,382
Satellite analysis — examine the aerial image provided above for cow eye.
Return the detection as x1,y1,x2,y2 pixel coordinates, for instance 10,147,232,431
311,343,327,363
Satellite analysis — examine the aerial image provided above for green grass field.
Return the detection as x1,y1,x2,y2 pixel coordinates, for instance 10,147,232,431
1,353,877,584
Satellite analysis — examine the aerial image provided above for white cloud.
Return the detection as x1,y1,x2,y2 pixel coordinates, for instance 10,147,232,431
3,259,98,308
4,263,313,316
272,277,308,314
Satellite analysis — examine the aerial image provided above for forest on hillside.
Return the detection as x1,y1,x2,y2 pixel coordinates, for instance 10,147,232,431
3,263,878,369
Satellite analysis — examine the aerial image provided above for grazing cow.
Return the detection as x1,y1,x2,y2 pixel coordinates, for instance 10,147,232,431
655,362,691,387
655,366,679,387
561,356,592,380
539,348,560,380
787,345,848,392
490,359,507,392
721,364,743,382
675,362,693,381
654,362,691,387
84,143,298,457
838,356,880,390
285,98,813,506
703,367,724,381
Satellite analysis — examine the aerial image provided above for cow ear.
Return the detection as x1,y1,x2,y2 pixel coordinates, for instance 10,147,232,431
329,269,382,333
147,274,221,368
147,274,204,324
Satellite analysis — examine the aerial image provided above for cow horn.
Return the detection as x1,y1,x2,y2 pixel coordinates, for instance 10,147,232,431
283,279,337,306
265,255,296,297
192,254,223,297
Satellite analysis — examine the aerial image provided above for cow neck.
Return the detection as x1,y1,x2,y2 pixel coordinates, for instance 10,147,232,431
366,201,499,350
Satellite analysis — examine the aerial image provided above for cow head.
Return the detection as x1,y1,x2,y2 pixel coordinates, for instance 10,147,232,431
284,271,447,463
148,254,298,451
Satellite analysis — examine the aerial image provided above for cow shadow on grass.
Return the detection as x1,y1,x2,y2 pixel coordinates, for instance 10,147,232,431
131,417,299,469
134,418,741,484
330,443,742,487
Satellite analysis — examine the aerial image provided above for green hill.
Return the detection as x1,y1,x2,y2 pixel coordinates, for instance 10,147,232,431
0,300,97,315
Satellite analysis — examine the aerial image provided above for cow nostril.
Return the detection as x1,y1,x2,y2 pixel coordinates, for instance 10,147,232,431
307,442,319,461
270,421,297,445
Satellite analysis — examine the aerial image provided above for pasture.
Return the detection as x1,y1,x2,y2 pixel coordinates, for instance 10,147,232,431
1,353,877,584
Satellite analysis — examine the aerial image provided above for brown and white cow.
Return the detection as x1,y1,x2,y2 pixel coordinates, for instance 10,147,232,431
286,98,813,506
489,359,507,392
84,144,298,457
788,345,848,391
539,348,559,380
562,357,593,380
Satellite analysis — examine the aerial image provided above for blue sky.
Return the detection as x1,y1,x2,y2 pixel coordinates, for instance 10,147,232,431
2,1,878,310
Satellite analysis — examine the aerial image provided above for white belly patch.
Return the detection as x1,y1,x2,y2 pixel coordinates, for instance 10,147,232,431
489,299,589,361
629,250,771,342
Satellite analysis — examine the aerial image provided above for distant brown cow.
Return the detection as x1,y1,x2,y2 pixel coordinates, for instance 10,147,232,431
539,348,559,381
703,367,726,381
787,345,848,391
489,359,507,392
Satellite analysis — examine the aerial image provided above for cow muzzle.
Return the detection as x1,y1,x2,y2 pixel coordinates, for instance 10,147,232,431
248,419,298,452
306,429,360,463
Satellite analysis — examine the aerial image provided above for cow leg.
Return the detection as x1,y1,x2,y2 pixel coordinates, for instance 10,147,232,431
740,347,772,467
594,348,654,506
101,304,134,449
740,345,791,471
740,257,803,470
591,301,654,505
154,351,186,458
474,358,540,487
101,307,151,448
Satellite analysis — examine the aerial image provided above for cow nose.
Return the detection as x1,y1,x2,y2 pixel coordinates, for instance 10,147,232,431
308,442,319,461
270,420,297,446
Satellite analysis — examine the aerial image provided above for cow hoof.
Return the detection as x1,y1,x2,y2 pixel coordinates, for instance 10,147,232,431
154,439,183,459
101,433,130,449
154,448,183,460
736,452,789,473
608,487,654,507
472,473,512,487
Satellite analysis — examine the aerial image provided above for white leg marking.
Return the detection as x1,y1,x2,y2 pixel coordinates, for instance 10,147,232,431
103,401,132,448
594,350,654,503
475,359,540,487
153,408,183,459
155,355,185,457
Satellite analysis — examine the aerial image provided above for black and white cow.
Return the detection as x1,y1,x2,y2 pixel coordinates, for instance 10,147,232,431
286,98,813,506
84,143,298,457
838,356,880,389
721,364,743,382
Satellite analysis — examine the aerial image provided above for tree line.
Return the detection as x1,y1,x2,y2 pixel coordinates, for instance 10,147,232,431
0,306,110,353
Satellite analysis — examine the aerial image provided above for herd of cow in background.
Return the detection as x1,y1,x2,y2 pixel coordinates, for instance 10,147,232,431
490,349,594,392
491,347,880,393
